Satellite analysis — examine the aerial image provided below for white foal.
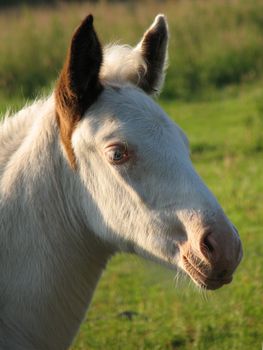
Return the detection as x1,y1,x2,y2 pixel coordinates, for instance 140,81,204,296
0,14,242,350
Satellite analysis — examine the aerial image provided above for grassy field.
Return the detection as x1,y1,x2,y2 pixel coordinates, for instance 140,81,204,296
1,0,263,102
0,1,262,349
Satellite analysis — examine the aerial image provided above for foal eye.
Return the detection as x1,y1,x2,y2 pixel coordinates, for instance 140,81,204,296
113,149,123,161
105,143,129,164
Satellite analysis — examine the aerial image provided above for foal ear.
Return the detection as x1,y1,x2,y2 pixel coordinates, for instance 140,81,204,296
136,14,169,95
55,15,103,168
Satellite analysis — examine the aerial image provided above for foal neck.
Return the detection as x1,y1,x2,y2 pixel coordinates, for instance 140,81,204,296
0,96,113,350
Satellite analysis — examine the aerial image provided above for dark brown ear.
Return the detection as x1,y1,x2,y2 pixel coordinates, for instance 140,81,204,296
136,14,168,95
55,14,103,168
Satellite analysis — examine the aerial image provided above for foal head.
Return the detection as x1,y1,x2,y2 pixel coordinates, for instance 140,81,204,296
55,15,242,290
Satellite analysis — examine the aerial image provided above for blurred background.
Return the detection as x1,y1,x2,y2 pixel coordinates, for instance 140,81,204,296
0,1,262,349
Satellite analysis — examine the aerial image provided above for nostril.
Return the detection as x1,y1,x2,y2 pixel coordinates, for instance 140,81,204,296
200,231,218,262
203,232,214,254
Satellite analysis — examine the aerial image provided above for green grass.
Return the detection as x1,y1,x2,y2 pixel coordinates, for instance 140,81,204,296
1,0,263,101
0,1,263,349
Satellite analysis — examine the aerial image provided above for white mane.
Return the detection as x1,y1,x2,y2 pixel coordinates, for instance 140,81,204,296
0,97,55,178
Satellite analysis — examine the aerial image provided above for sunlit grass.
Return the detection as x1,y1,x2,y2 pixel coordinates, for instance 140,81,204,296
1,0,263,101
0,1,262,349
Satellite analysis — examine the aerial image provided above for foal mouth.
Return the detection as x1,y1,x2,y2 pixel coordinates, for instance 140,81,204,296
182,255,233,290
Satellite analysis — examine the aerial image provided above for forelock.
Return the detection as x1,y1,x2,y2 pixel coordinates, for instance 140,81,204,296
100,44,147,86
